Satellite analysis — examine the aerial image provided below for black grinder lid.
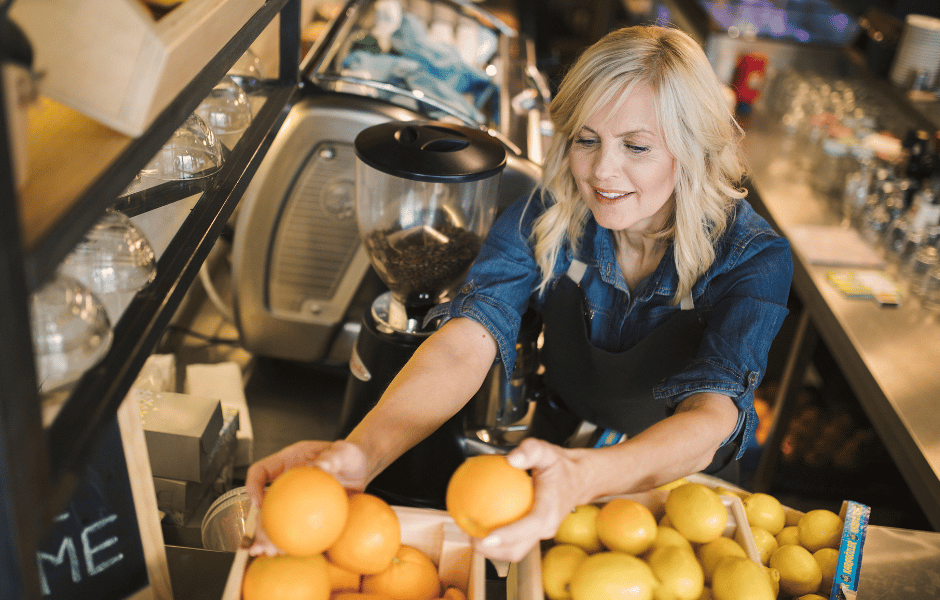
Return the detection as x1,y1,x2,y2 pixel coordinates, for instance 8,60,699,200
354,121,507,183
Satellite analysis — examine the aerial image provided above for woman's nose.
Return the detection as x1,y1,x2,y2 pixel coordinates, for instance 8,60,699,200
593,145,621,180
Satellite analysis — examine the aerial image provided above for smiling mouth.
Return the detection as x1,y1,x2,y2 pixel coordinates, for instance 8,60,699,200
593,188,632,205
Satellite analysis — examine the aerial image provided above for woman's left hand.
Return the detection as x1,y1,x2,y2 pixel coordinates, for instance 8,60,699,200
472,438,590,563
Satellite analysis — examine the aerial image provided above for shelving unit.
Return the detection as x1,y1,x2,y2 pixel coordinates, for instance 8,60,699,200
0,1,302,597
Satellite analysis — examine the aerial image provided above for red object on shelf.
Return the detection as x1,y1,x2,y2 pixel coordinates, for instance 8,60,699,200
732,52,768,114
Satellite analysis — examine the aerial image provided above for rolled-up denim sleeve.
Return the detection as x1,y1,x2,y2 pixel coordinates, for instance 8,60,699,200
654,230,792,457
425,198,543,377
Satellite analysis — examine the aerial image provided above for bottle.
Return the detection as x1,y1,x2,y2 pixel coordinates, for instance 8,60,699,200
842,145,876,225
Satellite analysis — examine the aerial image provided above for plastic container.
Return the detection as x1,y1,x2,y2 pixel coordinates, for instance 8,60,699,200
201,486,253,552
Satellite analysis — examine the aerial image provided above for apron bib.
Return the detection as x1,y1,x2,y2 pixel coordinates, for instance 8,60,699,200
539,260,738,475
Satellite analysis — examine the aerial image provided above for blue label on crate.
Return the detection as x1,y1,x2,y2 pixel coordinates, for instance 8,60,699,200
831,500,870,600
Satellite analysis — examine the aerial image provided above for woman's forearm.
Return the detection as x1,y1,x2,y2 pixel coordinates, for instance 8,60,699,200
569,391,740,503
345,317,498,482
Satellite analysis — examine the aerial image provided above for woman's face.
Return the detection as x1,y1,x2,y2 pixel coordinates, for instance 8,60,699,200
568,84,677,233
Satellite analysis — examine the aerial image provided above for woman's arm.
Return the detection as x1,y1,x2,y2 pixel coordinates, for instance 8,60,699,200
477,391,738,562
347,316,499,483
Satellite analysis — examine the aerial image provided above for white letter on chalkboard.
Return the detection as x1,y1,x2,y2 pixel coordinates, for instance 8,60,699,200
82,513,124,576
36,538,81,595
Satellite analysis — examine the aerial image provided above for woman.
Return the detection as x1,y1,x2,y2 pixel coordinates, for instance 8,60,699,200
246,25,792,563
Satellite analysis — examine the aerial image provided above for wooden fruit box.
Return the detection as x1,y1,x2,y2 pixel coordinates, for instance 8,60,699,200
510,486,761,600
9,0,264,137
221,503,487,600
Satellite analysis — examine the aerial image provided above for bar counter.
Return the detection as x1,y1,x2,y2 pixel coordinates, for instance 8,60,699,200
742,119,940,532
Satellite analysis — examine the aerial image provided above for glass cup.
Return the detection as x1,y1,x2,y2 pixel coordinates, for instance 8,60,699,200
59,208,157,321
920,265,940,312
31,272,113,392
195,76,253,151
140,113,223,181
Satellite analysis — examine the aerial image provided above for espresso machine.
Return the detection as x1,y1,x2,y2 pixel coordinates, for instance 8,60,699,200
340,120,507,508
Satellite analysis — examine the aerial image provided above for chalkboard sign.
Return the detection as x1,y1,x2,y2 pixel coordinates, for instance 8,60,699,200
36,398,171,600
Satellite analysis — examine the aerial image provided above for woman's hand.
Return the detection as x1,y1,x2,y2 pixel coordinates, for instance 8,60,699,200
472,438,592,563
244,440,369,556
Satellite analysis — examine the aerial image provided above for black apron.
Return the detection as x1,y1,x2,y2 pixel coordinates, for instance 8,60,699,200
539,261,738,476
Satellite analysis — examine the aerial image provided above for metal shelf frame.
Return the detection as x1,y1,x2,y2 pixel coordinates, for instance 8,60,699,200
0,1,301,597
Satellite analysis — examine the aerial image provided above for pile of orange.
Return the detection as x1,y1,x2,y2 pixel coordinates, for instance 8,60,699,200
241,466,469,600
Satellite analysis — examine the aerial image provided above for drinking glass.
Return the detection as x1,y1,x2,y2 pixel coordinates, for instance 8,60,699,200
59,208,157,321
195,76,253,151
31,272,113,392
140,113,223,181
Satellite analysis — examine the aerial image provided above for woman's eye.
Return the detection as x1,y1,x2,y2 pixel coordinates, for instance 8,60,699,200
574,137,598,147
626,144,650,154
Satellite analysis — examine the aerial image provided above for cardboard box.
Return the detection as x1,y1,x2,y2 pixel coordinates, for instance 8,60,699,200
135,389,224,483
221,504,487,600
154,406,240,522
185,362,254,468
829,500,870,600
9,0,264,136
511,487,761,600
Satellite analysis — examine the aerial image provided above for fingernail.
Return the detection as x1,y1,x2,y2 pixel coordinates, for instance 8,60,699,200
481,535,500,547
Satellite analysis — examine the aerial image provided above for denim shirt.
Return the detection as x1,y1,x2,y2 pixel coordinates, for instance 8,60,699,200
427,195,792,454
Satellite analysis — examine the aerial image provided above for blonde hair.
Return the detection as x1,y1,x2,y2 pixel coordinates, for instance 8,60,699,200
531,26,746,303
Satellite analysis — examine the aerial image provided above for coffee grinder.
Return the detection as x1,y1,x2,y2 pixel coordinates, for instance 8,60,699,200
340,120,507,509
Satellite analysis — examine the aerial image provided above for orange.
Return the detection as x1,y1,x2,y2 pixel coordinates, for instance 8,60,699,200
327,559,362,593
242,553,330,600
445,455,534,539
261,466,349,556
331,594,394,600
439,587,467,600
328,493,402,574
362,545,441,600
595,498,657,555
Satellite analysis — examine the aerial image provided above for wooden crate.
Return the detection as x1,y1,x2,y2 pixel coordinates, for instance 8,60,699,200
221,503,487,600
511,486,761,600
9,0,264,137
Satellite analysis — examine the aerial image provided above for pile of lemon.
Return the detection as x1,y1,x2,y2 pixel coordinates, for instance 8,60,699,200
540,482,845,600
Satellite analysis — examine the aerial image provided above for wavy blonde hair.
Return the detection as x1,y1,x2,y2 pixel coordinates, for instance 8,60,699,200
531,26,746,303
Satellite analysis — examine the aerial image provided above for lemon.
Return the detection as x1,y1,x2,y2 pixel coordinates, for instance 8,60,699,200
696,536,746,584
665,483,728,544
743,493,786,536
798,509,843,552
769,544,822,597
763,565,780,598
542,544,589,600
657,478,691,492
597,498,658,555
711,556,775,600
750,526,779,565
795,595,828,600
813,547,839,594
647,545,703,600
646,526,694,558
570,551,656,600
555,504,604,553
776,525,800,547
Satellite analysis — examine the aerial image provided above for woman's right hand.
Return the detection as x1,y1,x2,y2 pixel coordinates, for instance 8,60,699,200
244,439,370,556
